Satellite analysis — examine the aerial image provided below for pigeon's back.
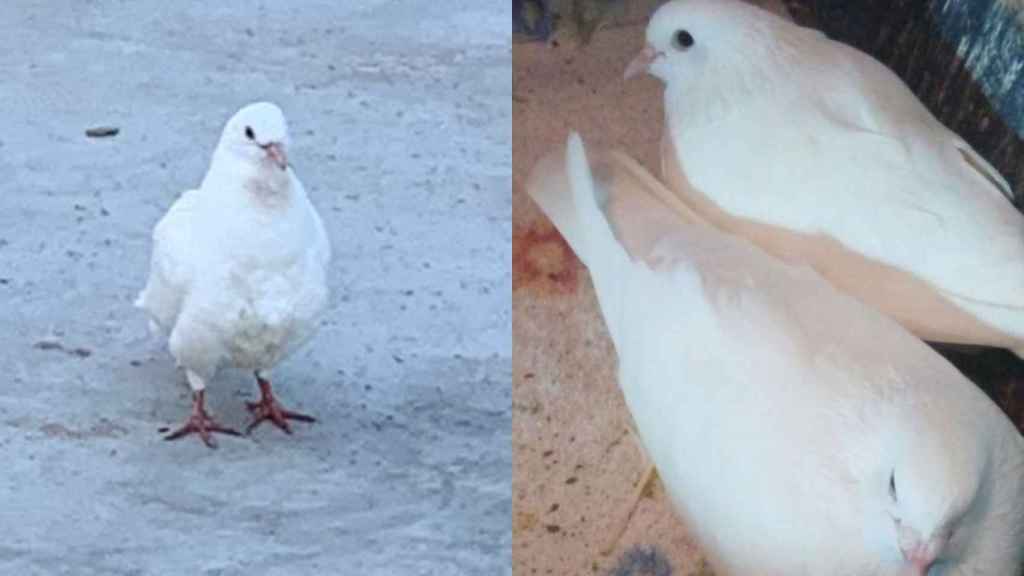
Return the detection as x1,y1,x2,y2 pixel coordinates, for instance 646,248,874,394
529,134,1024,575
658,0,1024,355
188,169,330,367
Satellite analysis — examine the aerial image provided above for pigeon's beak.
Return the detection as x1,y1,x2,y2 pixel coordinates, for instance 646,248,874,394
624,45,659,80
901,542,938,576
906,557,934,576
262,142,288,171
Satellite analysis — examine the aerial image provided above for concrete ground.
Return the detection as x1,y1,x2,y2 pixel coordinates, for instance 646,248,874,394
0,2,510,575
513,4,1024,576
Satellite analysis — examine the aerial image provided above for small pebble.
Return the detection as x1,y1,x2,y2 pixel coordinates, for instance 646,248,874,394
34,339,62,351
85,126,119,138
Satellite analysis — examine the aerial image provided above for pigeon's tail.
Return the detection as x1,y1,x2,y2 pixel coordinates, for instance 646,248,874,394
526,133,634,343
523,137,566,257
527,133,607,268
564,133,627,280
528,132,716,347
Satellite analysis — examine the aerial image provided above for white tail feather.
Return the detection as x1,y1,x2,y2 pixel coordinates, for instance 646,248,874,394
526,133,635,347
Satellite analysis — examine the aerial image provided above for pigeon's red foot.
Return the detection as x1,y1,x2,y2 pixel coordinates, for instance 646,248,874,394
164,390,241,449
246,375,316,434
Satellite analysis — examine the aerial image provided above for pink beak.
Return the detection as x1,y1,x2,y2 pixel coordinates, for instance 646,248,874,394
262,142,288,170
907,558,933,576
903,546,936,576
624,45,659,80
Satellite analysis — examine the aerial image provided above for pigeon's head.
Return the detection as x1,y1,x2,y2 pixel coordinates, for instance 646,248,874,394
624,0,771,87
876,420,983,575
219,102,291,171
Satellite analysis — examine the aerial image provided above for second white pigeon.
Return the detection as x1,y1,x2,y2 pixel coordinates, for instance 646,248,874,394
528,133,1024,575
626,0,1024,356
136,102,331,448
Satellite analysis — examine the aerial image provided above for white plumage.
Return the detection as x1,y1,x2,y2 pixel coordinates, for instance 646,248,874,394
137,102,330,447
528,133,1024,575
626,0,1024,355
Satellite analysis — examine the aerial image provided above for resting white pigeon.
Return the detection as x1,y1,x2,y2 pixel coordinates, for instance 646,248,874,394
527,132,1024,575
136,102,330,448
624,0,1024,356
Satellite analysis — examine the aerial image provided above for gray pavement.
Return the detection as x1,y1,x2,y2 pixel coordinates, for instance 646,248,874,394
0,2,511,574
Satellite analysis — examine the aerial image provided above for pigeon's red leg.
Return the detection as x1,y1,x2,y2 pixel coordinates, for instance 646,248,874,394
164,390,241,448
246,373,316,434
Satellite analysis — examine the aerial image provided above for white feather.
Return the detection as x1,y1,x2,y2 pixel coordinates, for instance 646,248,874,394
528,133,1024,575
136,102,330,390
642,0,1024,353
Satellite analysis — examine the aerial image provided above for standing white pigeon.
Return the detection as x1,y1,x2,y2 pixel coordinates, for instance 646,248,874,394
527,133,1024,575
625,0,1024,356
136,102,331,448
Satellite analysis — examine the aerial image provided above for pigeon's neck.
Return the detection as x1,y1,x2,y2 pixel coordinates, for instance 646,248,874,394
665,34,802,134
665,64,775,134
243,166,293,209
206,151,293,210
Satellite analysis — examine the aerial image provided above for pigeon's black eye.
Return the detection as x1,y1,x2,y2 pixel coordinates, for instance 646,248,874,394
244,126,255,140
673,29,694,50
889,471,897,502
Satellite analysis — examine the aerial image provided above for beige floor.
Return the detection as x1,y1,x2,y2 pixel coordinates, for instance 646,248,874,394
512,22,711,576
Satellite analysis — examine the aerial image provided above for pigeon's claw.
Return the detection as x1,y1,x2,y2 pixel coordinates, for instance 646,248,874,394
164,390,241,449
246,375,316,434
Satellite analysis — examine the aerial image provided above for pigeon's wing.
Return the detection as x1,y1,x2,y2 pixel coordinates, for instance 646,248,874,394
810,36,1013,204
135,189,201,330
668,30,1024,344
289,177,332,348
795,33,1024,298
299,177,331,271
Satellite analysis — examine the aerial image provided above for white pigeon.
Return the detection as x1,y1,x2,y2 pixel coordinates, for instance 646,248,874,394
624,0,1024,356
527,132,1024,575
136,102,331,448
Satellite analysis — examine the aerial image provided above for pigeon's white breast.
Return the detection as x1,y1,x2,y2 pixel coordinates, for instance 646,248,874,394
183,178,330,373
215,255,327,370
